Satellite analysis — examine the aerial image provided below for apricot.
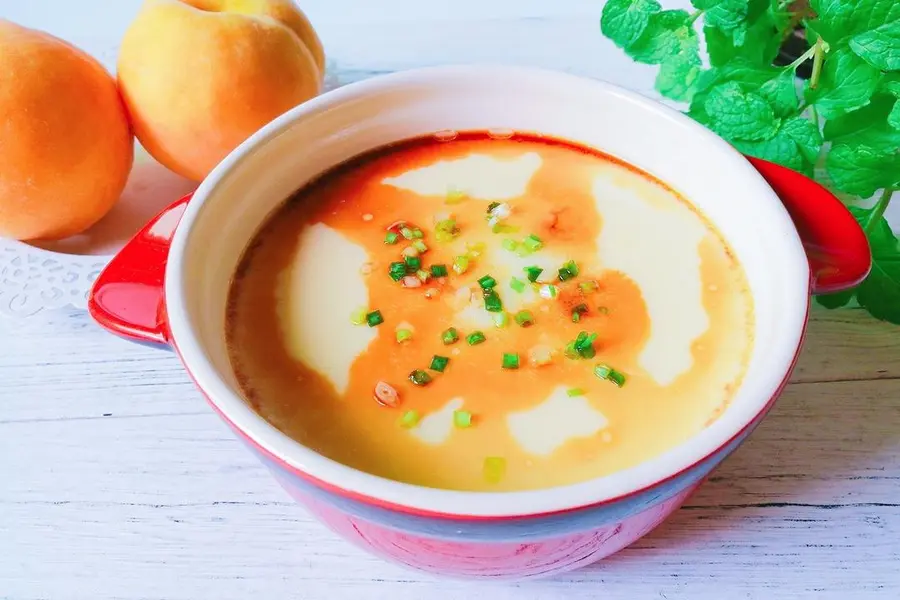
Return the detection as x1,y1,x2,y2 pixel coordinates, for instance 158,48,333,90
0,20,134,241
118,0,325,182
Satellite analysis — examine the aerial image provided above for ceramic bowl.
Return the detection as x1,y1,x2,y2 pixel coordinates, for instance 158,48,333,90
88,65,870,580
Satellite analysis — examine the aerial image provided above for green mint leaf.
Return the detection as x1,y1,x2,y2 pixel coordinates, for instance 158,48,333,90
823,94,900,152
601,0,662,50
807,48,882,119
758,71,800,118
688,62,782,129
882,74,900,97
697,61,781,91
889,101,900,130
850,20,900,71
731,117,820,174
856,208,900,324
705,21,780,67
809,0,900,44
692,0,747,32
816,289,855,309
704,81,780,141
655,53,702,102
823,94,896,140
825,143,900,197
703,0,776,66
732,130,806,173
628,10,696,65
780,117,823,165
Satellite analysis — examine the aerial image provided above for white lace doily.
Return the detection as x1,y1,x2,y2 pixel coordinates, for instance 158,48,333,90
0,241,110,317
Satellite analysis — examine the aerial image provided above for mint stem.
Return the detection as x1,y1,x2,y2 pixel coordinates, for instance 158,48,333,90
865,188,894,235
809,38,826,90
687,9,704,26
786,42,819,70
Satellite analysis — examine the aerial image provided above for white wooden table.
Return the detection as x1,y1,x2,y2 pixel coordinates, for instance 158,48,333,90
2,1,900,598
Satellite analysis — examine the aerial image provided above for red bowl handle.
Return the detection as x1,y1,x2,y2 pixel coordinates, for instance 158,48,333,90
744,156,872,295
88,193,193,348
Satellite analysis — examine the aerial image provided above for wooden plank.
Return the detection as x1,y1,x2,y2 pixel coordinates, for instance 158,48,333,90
1,378,897,599
794,307,900,383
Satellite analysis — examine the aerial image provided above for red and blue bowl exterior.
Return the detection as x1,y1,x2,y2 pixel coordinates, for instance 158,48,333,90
243,398,777,579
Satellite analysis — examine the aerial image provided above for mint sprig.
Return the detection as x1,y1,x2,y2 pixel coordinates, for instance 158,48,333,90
600,0,900,324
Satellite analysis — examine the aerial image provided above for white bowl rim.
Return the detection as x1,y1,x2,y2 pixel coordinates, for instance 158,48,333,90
164,64,810,519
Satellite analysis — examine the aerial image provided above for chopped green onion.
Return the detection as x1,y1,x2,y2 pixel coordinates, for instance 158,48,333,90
400,227,414,240
365,310,384,327
412,240,428,253
430,355,450,372
478,275,497,290
564,341,580,359
409,369,432,386
389,261,407,281
436,218,457,232
484,292,503,313
396,328,413,343
453,410,473,428
567,388,586,397
404,256,421,272
350,307,368,325
411,228,424,239
434,219,459,242
572,303,589,323
465,242,486,258
574,331,597,350
572,331,598,359
516,246,534,258
523,234,543,252
491,223,519,234
483,456,506,483
467,331,486,346
430,264,449,278
384,232,399,245
579,280,600,294
502,239,519,252
416,269,431,283
558,260,579,281
524,266,543,283
538,284,558,299
442,327,460,345
486,201,500,214
453,255,470,275
492,312,509,328
594,364,627,387
435,230,453,243
502,353,520,369
509,277,526,293
401,245,419,258
399,410,420,428
514,310,534,327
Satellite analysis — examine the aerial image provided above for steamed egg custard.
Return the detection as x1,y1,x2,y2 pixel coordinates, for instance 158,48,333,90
226,133,754,492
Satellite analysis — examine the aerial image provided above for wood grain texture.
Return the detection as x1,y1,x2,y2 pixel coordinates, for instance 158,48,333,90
3,0,900,597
